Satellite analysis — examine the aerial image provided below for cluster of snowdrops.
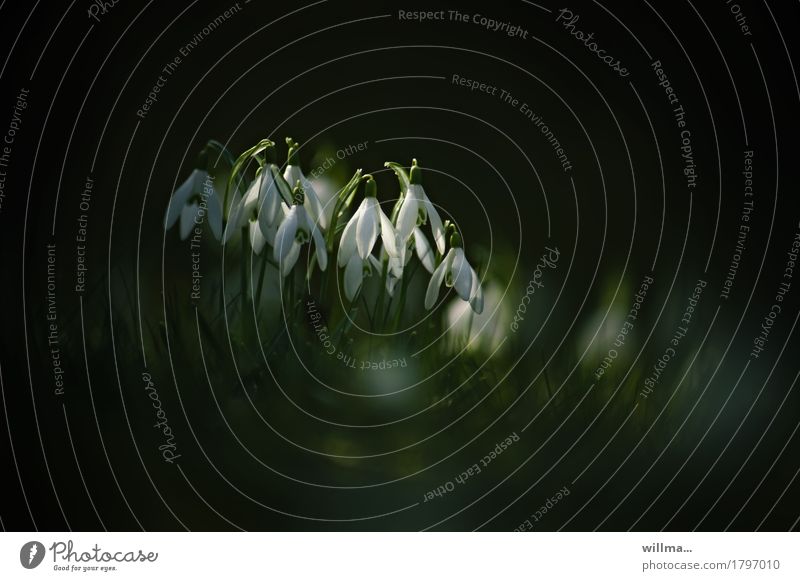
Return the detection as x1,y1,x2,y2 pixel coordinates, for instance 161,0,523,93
164,138,483,318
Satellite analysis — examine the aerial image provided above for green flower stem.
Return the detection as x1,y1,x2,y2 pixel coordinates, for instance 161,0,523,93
392,260,420,331
287,270,296,326
374,259,389,331
326,169,362,252
333,293,360,344
382,294,394,329
360,293,374,331
318,261,329,304
254,247,272,313
240,226,249,311
392,277,409,331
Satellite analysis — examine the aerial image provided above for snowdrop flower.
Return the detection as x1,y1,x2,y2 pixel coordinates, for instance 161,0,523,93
308,174,339,228
338,176,397,262
411,227,436,273
337,176,398,301
395,159,445,256
165,169,223,240
391,225,436,279
366,226,436,300
273,183,328,276
425,231,483,313
367,249,403,298
340,254,375,301
445,283,507,352
227,165,288,253
283,138,327,230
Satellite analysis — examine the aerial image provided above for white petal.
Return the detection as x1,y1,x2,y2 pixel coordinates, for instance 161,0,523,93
281,242,301,277
302,176,327,230
367,254,382,272
413,227,436,274
257,169,273,202
388,254,404,279
337,206,360,267
242,177,260,216
395,188,419,243
344,254,363,301
249,219,267,254
469,266,484,314
378,207,398,257
450,248,473,301
283,165,302,190
286,165,324,229
356,197,379,259
394,235,406,267
425,258,448,309
311,221,328,271
422,191,446,255
165,170,200,229
260,170,280,224
270,165,293,205
179,202,198,240
257,192,282,240
262,220,279,246
261,203,287,246
274,206,299,263
386,275,399,297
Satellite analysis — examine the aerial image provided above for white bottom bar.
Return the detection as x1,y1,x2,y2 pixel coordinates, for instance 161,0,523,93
1,532,798,580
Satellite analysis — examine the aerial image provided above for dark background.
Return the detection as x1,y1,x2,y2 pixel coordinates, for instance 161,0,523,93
0,0,799,531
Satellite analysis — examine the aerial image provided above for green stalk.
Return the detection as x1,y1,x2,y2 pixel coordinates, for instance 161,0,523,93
333,287,361,343
240,226,249,307
318,261,329,304
392,273,410,331
374,259,388,332
382,294,394,329
254,247,271,313
391,260,420,331
360,293,374,331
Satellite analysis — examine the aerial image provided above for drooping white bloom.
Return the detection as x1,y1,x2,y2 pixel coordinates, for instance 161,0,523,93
308,175,338,228
338,178,396,262
226,165,288,253
283,139,326,230
165,169,223,240
445,283,506,352
343,253,377,302
364,226,436,300
336,177,399,301
273,189,327,277
392,226,436,279
368,250,403,298
412,227,436,273
425,241,483,314
394,160,445,255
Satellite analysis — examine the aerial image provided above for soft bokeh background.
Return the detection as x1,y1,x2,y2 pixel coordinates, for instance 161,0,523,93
1,0,799,531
